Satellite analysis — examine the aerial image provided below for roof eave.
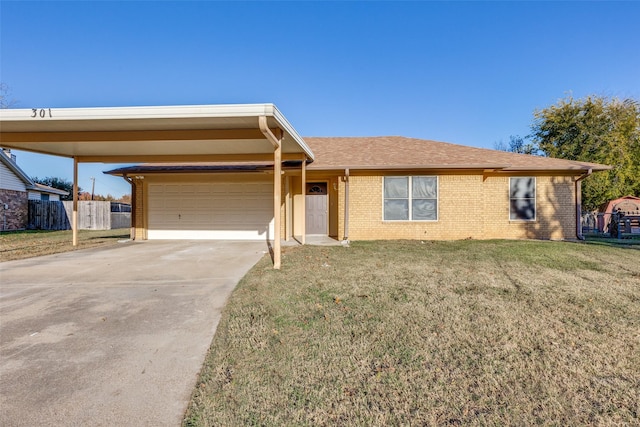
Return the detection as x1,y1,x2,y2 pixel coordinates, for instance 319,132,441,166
270,105,314,161
28,185,70,196
308,164,511,171
502,165,612,172
104,166,273,176
308,163,612,172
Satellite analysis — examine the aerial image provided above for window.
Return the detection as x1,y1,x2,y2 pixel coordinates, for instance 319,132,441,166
40,194,50,201
306,183,327,195
384,176,437,221
509,177,536,220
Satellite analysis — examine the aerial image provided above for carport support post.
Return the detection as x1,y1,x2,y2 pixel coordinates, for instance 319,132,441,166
301,155,306,245
285,176,292,241
273,130,282,269
259,116,284,269
72,157,79,246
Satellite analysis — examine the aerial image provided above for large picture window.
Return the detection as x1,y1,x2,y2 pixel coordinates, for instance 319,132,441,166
509,177,536,220
384,176,437,221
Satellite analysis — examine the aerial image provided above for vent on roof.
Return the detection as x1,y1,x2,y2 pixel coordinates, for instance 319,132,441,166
2,148,16,163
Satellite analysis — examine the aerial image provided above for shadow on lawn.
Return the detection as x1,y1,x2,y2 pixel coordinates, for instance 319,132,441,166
86,233,130,240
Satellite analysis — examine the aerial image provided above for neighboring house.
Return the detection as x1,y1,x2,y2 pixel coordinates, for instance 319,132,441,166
0,149,69,230
105,136,609,242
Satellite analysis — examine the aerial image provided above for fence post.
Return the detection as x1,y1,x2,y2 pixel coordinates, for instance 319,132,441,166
617,212,622,240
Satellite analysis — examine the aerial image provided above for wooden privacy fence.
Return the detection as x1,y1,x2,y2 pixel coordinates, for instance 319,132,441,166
28,200,71,230
28,201,131,230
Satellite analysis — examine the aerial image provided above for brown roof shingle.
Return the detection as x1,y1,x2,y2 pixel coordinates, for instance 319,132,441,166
304,136,610,172
104,136,611,175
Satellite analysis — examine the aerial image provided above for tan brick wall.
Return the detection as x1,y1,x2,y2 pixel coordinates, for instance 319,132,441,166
337,177,345,239
343,172,577,241
346,174,485,240
482,175,576,240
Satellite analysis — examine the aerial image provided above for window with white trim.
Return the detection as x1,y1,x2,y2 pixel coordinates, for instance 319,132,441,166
383,176,438,221
509,177,536,220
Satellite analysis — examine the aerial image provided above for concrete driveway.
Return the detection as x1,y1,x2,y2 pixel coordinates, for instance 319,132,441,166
0,240,267,426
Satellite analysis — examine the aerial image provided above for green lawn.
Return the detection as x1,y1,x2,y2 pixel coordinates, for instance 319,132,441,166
184,240,640,426
0,229,130,262
583,234,640,249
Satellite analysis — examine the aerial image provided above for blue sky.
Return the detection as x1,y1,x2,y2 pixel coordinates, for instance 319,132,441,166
2,1,639,198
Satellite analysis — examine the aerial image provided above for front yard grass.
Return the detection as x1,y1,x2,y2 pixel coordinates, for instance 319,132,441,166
583,233,640,248
185,240,640,426
0,229,130,262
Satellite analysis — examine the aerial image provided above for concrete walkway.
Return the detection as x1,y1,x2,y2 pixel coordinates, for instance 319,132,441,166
0,240,267,426
283,235,347,246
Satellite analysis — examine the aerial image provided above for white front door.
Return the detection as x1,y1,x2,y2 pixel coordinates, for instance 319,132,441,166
305,183,328,235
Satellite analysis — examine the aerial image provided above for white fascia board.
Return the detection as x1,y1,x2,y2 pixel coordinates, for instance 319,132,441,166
0,103,277,121
0,103,314,160
271,105,314,161
31,185,69,196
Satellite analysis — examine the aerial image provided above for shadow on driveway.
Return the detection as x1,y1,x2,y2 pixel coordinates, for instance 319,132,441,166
0,240,267,426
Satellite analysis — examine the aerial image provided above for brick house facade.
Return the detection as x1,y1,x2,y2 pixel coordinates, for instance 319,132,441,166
109,136,607,243
1,150,69,231
331,172,577,241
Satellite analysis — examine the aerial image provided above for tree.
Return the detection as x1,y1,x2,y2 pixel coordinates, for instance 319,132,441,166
530,95,640,211
117,194,132,204
0,83,18,109
32,177,80,201
495,135,540,155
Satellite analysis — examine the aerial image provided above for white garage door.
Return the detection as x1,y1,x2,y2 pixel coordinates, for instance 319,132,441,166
147,181,274,240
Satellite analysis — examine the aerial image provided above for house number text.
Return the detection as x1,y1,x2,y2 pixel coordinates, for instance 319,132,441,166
31,108,52,118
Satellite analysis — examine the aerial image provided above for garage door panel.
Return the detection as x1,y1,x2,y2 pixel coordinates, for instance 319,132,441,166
180,199,198,210
163,184,182,194
195,184,212,194
147,180,274,240
195,199,214,209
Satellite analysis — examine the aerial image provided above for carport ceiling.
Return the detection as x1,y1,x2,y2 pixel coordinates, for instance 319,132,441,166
0,104,314,162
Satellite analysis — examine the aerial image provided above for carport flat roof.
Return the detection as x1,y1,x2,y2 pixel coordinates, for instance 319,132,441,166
0,104,314,162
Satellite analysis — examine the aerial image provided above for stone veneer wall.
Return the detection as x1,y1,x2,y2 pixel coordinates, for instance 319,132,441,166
0,189,28,231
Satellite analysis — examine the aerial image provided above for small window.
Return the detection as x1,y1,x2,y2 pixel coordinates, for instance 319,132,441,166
384,176,437,221
40,194,50,201
510,177,536,220
306,183,327,195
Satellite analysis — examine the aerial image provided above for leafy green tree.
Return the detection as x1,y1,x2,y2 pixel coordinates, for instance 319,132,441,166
495,135,540,155
32,177,80,201
531,95,640,210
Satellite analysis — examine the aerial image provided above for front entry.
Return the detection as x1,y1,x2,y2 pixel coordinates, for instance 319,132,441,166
306,182,328,235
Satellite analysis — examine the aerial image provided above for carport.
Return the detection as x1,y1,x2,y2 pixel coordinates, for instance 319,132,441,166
0,104,314,268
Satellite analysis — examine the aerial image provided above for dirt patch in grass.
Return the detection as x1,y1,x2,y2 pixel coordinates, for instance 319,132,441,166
184,240,640,426
0,229,130,262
